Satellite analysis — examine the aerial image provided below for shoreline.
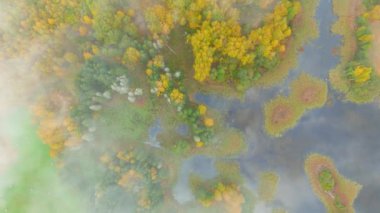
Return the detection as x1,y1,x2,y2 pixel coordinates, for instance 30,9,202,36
329,0,380,103
305,153,362,213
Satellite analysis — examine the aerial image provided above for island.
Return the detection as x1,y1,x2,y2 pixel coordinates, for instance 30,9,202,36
264,73,327,137
305,153,362,213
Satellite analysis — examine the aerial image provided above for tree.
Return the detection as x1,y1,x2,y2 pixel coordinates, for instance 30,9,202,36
145,4,174,35
73,58,126,126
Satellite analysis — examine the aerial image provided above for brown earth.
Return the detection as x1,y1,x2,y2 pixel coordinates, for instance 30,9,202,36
300,87,320,104
271,105,293,124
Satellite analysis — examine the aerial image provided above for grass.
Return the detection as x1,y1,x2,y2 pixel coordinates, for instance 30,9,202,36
238,0,278,30
329,0,357,100
163,26,247,100
255,0,320,87
329,0,380,103
156,99,247,158
263,95,304,137
163,0,321,100
304,153,362,213
96,97,154,145
369,21,380,75
257,171,279,202
198,127,247,158
289,72,328,109
264,73,327,137
214,160,243,184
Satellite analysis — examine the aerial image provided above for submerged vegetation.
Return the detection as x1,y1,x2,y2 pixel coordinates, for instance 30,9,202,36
305,153,362,213
257,171,280,202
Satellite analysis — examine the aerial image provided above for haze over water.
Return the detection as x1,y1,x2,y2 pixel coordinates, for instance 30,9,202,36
193,0,380,212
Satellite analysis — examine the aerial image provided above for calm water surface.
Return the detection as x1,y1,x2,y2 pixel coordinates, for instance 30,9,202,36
192,0,380,212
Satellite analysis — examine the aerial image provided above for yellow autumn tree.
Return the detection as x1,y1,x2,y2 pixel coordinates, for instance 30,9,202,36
351,65,372,83
16,0,81,35
189,20,254,81
188,0,301,82
248,0,301,59
363,5,380,21
32,92,81,157
122,47,141,65
145,4,174,35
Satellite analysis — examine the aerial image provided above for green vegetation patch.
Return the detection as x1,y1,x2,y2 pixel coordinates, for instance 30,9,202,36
329,0,380,103
96,99,154,143
304,153,362,213
72,58,127,126
363,0,380,8
318,169,335,192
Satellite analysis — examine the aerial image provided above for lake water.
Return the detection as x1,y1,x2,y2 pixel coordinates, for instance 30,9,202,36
186,0,380,212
